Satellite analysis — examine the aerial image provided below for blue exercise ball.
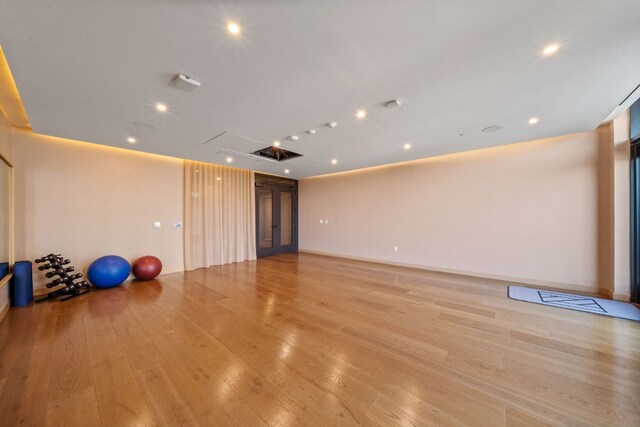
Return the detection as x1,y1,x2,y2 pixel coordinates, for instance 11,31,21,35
87,255,130,288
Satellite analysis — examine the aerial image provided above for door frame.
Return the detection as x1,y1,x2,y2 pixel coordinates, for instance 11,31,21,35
255,175,298,257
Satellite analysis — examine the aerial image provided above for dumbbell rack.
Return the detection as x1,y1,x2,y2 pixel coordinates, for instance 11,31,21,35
34,253,90,301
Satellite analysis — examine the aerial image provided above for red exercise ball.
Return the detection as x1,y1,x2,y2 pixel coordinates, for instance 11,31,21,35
132,256,163,281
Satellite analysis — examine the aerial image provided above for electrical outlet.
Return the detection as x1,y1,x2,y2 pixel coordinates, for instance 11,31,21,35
172,221,183,228
394,246,398,252
153,221,161,229
320,219,324,224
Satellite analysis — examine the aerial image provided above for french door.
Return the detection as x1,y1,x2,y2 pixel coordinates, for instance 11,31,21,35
256,180,298,257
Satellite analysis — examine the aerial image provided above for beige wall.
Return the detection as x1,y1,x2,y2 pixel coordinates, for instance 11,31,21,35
13,130,184,289
300,130,613,294
0,109,11,313
0,108,11,163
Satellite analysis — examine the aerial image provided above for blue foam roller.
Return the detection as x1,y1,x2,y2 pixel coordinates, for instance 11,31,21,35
0,262,8,280
10,261,33,307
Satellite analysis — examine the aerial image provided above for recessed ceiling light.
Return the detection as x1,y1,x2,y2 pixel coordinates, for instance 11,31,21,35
288,135,299,141
528,117,539,125
403,143,411,150
356,110,367,119
155,103,167,112
127,136,136,144
542,43,559,56
331,159,338,165
227,22,241,35
273,140,281,147
226,157,233,163
306,129,316,135
327,121,338,128
284,169,290,174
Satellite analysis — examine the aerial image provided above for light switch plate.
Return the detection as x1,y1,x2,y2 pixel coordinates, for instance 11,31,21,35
153,221,161,228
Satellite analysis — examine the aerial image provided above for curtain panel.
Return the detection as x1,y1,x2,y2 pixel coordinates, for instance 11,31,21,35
184,160,256,270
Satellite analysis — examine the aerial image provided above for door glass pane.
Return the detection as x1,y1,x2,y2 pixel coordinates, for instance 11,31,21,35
258,190,273,248
280,191,292,246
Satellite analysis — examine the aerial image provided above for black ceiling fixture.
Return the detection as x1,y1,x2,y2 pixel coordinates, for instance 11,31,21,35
251,146,302,162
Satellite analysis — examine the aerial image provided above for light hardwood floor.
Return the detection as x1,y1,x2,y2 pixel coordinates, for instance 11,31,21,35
1,252,639,426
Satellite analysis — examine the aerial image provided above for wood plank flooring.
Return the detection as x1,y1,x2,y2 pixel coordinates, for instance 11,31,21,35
1,252,639,426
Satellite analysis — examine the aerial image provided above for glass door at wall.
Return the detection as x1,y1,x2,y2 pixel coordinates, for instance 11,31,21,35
631,98,640,303
632,140,640,303
256,184,297,257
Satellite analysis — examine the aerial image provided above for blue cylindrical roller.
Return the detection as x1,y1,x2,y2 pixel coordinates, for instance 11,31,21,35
10,261,33,307
0,262,8,280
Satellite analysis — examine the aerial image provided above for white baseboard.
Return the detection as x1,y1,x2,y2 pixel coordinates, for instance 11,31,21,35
159,267,184,275
299,249,610,296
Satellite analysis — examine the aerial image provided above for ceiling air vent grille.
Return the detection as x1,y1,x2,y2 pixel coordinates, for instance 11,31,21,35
251,146,302,162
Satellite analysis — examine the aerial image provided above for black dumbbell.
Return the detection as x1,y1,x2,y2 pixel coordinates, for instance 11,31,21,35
45,270,62,278
38,254,61,262
46,278,65,288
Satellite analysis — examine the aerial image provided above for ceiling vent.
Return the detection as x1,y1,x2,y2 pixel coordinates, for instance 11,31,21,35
203,131,303,162
251,146,302,162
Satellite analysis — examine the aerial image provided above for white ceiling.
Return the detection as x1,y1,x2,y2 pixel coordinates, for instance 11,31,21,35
1,0,639,178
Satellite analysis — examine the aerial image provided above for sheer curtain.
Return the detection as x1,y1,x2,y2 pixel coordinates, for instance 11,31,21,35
184,160,256,270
